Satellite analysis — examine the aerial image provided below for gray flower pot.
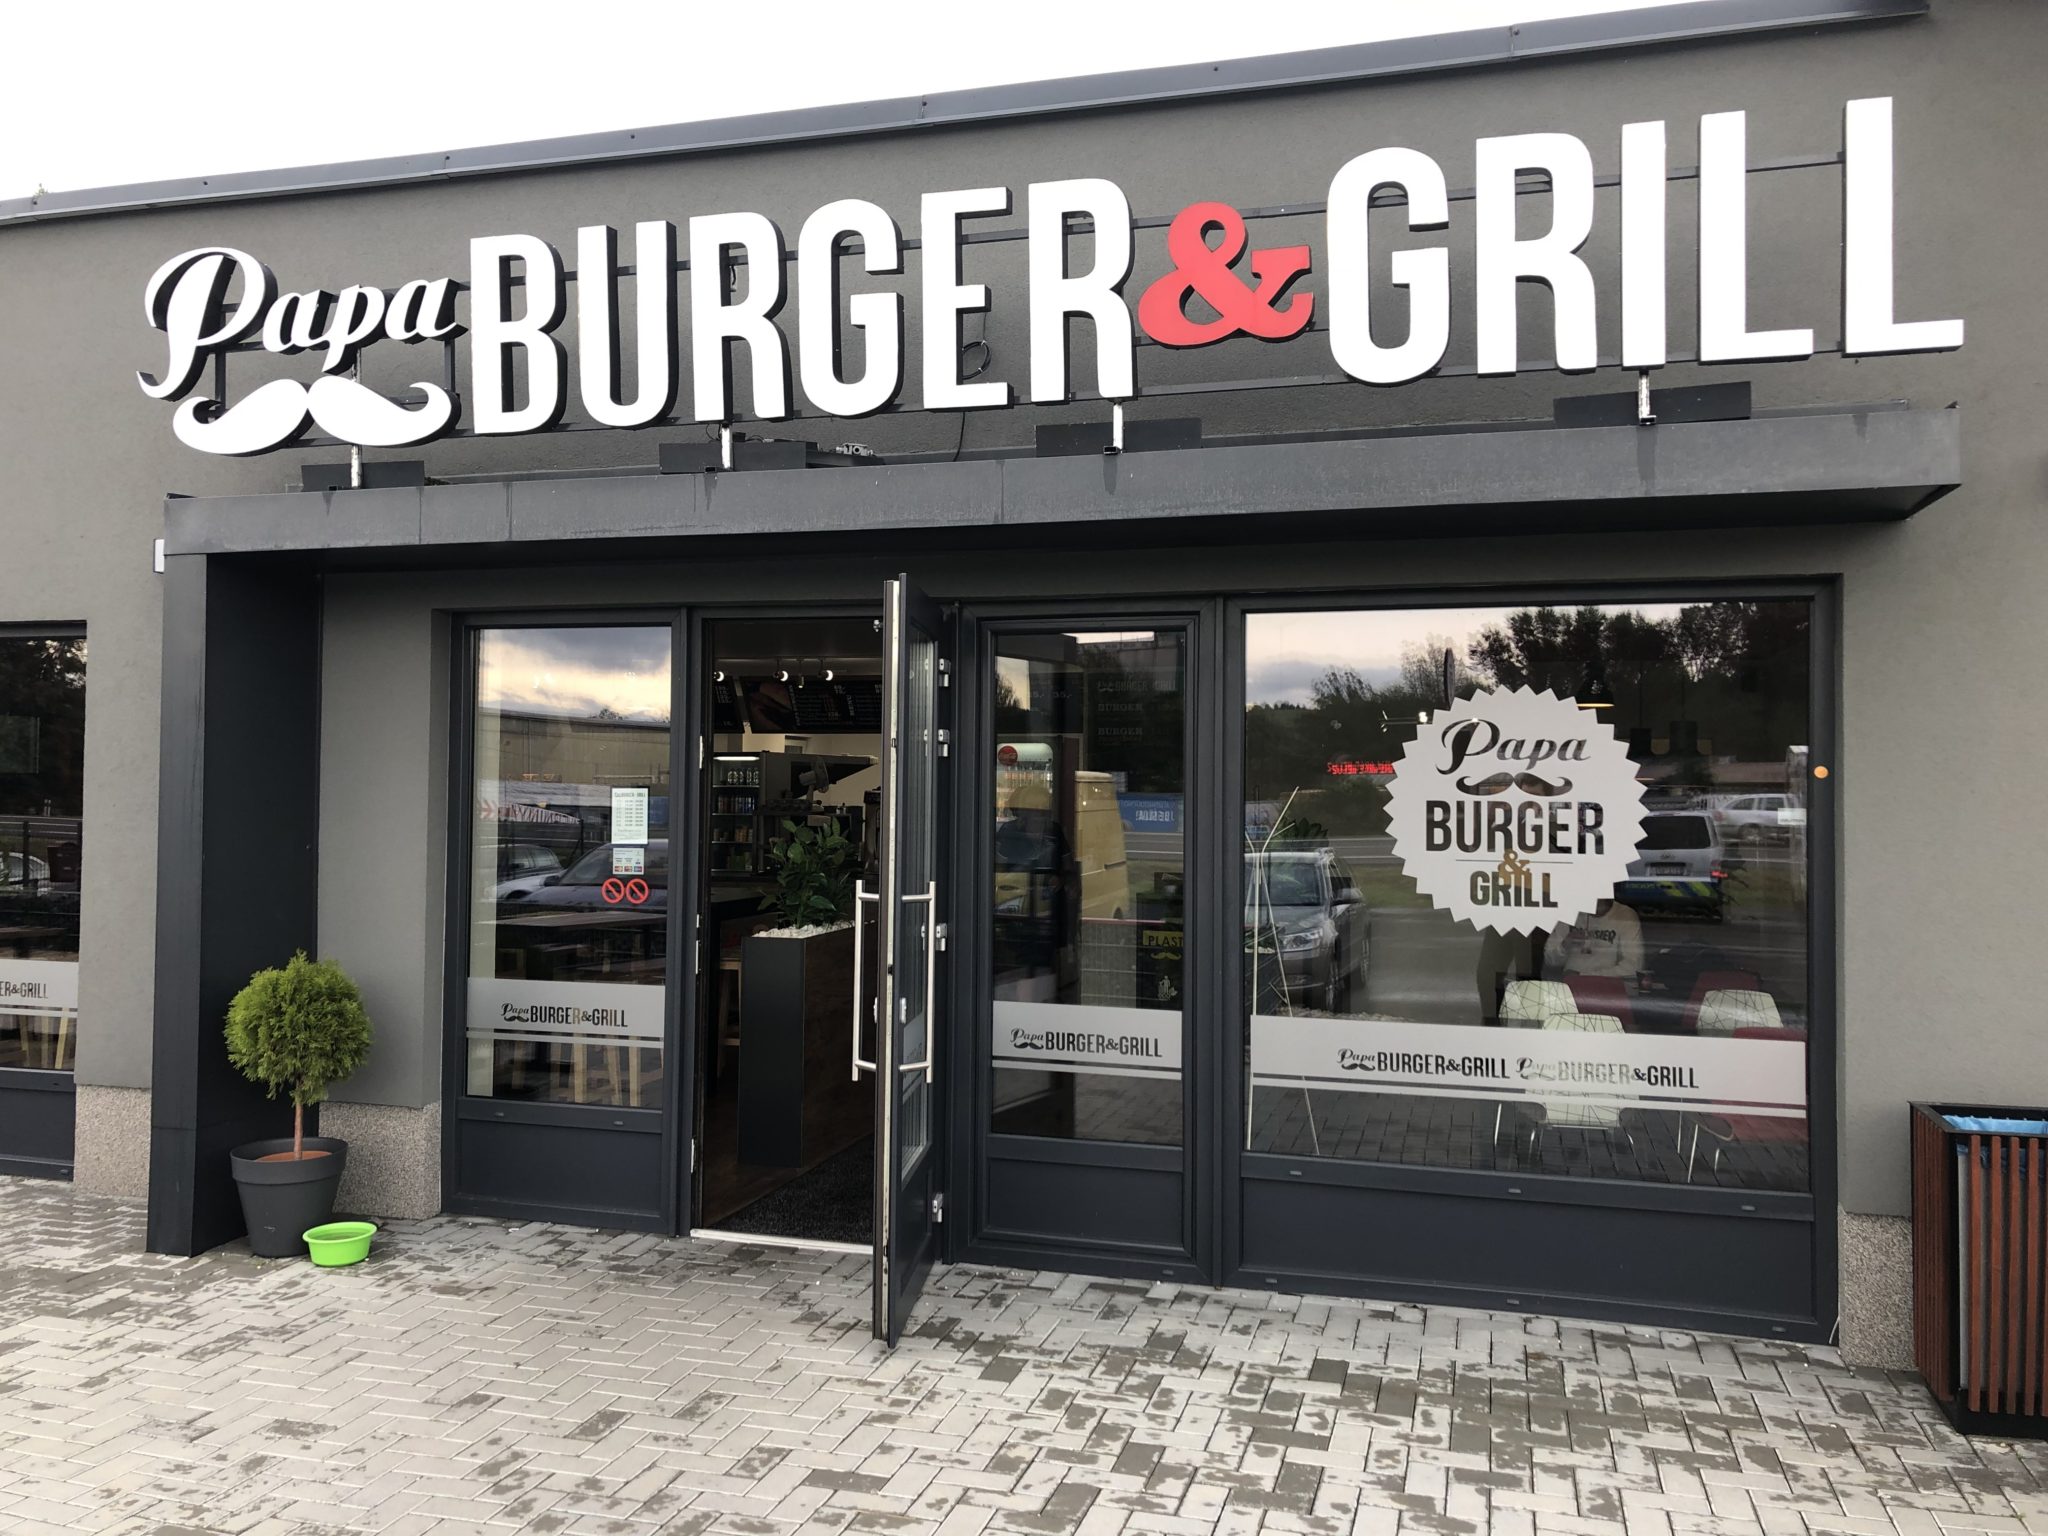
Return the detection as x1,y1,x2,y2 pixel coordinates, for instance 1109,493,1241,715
229,1136,349,1258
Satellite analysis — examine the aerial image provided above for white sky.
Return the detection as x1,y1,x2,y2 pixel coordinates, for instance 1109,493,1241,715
1,0,1672,201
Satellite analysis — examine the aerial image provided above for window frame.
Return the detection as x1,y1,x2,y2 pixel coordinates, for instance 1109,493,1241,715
0,621,87,1091
1221,577,1837,1246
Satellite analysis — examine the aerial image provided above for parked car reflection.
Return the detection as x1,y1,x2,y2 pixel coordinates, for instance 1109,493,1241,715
1245,848,1369,1013
500,840,669,911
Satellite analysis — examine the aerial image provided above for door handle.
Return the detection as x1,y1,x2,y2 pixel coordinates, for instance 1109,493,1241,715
851,880,880,1080
896,882,938,1083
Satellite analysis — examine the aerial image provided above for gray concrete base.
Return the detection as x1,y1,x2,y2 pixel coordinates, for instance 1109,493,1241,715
321,1101,440,1219
71,1085,151,1199
1838,1209,1913,1370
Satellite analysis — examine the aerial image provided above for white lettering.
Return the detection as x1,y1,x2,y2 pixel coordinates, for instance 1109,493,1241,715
1474,132,1597,374
578,221,679,429
1842,96,1964,356
690,211,789,422
1026,177,1134,403
469,233,567,434
1327,147,1451,386
796,199,904,418
921,186,1010,410
1698,111,1814,362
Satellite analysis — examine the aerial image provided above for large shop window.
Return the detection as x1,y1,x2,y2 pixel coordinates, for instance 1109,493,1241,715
1243,601,1812,1192
990,631,1187,1146
0,634,85,1074
464,626,672,1108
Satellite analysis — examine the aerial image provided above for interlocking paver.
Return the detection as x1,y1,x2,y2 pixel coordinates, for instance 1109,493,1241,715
3,1178,2045,1536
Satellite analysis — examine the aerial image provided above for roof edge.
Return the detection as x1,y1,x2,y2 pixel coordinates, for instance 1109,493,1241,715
0,0,1926,230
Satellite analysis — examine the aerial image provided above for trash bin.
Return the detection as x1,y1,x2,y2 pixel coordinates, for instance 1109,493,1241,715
1910,1102,2048,1438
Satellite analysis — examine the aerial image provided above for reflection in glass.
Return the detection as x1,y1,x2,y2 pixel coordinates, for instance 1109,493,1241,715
1243,602,1811,1191
990,631,1186,1146
465,626,671,1107
0,636,85,1073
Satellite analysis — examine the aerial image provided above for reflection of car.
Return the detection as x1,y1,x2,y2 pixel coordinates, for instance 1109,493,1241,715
992,768,1132,920
2,852,51,887
488,841,565,899
1714,794,1796,847
1245,849,1368,1012
502,841,668,911
1623,813,1725,918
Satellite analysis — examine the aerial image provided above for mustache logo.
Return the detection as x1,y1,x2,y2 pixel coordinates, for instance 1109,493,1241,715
172,375,458,457
1455,771,1576,797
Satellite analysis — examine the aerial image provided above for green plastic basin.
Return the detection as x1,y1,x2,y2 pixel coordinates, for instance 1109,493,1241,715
302,1220,377,1266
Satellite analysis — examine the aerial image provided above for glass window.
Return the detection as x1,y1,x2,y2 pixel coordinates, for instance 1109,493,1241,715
990,630,1186,1146
464,626,672,1107
1244,601,1811,1192
0,634,85,1073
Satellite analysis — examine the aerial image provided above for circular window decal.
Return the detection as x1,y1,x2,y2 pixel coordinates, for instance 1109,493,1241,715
1385,685,1647,935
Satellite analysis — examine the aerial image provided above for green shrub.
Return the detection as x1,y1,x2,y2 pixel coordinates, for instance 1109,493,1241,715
225,952,372,1159
760,818,859,930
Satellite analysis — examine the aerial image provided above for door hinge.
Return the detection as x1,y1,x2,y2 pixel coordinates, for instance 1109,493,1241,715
935,922,948,953
691,1141,698,1172
698,736,706,770
932,1191,945,1224
936,728,951,758
937,658,951,687
694,939,702,976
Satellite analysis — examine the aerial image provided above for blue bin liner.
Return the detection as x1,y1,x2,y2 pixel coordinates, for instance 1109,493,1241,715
1944,1115,2048,1134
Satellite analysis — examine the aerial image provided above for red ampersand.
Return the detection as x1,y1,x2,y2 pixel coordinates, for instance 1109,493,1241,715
1138,201,1313,347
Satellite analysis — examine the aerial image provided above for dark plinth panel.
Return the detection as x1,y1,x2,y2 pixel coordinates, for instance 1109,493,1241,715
147,555,322,1256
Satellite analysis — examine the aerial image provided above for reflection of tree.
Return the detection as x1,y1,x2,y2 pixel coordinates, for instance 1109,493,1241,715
1245,602,1810,832
0,638,87,817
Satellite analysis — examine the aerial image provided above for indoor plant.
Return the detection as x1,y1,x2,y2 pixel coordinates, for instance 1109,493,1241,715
224,951,373,1258
742,820,865,1168
758,817,859,932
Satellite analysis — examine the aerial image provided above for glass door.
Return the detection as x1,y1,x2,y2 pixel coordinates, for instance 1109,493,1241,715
861,575,948,1343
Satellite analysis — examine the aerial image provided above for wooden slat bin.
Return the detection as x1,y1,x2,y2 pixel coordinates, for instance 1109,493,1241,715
1911,1102,2048,1438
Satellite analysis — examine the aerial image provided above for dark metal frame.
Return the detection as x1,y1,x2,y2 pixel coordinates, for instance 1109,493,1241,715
439,605,692,1232
1212,575,1839,1339
683,598,893,1236
427,572,1839,1338
0,619,86,1173
950,600,1218,1285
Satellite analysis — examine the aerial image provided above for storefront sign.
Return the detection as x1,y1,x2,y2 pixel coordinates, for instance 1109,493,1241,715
465,977,664,1046
1386,685,1646,934
1251,1013,1805,1119
993,1000,1181,1080
137,98,1959,456
0,958,80,1019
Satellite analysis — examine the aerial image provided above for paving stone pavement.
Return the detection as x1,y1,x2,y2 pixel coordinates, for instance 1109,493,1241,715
3,1177,2045,1536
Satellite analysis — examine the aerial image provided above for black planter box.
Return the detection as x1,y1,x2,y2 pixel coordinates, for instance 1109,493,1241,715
1911,1102,2048,1438
739,928,865,1169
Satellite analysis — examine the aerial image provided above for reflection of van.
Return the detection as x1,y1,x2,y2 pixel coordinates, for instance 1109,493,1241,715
1074,772,1131,919
992,759,1132,919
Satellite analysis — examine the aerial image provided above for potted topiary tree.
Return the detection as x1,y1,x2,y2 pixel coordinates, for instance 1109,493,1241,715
739,820,866,1169
224,951,373,1258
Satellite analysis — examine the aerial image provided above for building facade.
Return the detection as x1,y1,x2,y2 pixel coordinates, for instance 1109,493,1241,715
0,0,2033,1357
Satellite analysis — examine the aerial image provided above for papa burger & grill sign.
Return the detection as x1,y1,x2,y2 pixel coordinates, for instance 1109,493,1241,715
135,98,1959,455
1385,686,1647,934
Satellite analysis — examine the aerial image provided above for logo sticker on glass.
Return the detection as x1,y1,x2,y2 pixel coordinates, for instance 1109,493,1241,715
1385,685,1646,934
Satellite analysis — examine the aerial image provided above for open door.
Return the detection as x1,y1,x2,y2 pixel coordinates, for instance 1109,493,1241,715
857,574,948,1343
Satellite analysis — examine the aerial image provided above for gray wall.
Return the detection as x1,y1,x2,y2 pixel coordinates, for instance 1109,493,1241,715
3,2,2044,1216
